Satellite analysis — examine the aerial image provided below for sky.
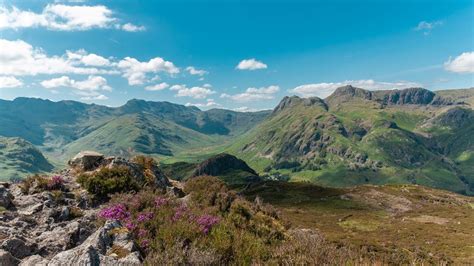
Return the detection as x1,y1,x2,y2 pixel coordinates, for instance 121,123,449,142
0,0,473,111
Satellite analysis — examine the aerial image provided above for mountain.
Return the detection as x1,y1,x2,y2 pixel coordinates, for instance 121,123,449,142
226,86,474,195
0,98,270,165
0,136,54,181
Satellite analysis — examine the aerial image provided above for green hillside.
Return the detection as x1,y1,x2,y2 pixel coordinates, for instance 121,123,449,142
226,86,474,194
0,136,54,181
0,98,270,167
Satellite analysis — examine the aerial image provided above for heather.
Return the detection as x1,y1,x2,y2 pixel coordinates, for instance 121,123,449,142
95,175,287,264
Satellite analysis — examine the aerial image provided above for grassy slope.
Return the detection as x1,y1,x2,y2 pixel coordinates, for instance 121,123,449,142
219,94,473,194
0,137,54,181
243,181,474,264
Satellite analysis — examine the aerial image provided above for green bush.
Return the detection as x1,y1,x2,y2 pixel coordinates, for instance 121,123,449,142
77,166,139,199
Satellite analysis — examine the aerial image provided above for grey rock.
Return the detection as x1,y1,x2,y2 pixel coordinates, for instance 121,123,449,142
49,220,141,266
1,238,32,259
19,255,48,266
0,187,13,209
18,203,43,216
68,151,105,171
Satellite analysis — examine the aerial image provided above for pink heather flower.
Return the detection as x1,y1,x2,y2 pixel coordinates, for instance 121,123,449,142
154,197,168,208
140,239,150,249
47,175,64,190
172,204,188,222
137,229,148,238
137,212,154,223
125,220,137,231
196,214,220,234
98,204,130,221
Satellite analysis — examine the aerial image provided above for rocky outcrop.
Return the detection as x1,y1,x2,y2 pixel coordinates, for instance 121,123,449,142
48,220,141,265
374,88,436,105
430,107,474,128
68,151,105,171
104,157,170,188
0,152,175,265
326,86,454,107
191,153,258,178
69,151,171,189
273,96,327,114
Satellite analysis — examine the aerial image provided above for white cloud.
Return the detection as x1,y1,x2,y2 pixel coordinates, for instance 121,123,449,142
290,80,422,98
221,85,279,102
444,52,474,73
145,82,169,91
169,84,186,91
0,76,22,88
0,39,116,76
0,4,142,31
203,83,212,88
176,86,215,99
414,20,443,35
121,23,145,32
41,75,111,100
118,57,179,85
236,58,267,70
232,106,268,112
41,75,111,91
0,4,145,31
185,99,221,108
67,49,110,66
186,66,208,76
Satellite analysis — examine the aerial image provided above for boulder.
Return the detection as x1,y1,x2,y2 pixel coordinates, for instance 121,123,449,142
0,186,13,209
68,151,105,171
1,238,32,259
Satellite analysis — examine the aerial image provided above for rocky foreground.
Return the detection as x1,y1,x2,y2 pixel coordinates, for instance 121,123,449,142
0,151,179,265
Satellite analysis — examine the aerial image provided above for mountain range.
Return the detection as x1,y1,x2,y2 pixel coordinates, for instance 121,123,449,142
0,86,473,194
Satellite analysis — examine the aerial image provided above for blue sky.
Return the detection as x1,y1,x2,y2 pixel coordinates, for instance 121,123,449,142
0,0,473,111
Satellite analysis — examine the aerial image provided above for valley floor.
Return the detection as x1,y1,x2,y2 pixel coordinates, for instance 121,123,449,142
243,182,474,264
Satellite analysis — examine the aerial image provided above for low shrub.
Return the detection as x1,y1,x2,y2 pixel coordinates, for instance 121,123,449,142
77,166,139,199
20,174,65,194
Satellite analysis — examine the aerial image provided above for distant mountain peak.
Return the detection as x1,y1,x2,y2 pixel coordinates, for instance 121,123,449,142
273,95,327,114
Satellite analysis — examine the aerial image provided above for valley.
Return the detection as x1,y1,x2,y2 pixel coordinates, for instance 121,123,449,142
1,87,473,196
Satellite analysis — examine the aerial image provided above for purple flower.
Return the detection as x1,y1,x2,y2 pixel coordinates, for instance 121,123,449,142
47,175,64,190
172,204,188,222
98,204,130,221
154,197,168,208
196,214,220,234
137,229,148,238
125,220,137,231
140,239,150,249
137,212,154,223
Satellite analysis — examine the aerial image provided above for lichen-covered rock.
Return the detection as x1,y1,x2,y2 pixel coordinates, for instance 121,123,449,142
68,151,105,171
48,220,141,266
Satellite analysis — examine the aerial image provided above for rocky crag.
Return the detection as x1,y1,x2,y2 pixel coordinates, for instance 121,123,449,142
0,152,177,265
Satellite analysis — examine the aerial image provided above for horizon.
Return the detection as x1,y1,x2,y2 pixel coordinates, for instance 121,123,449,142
4,85,472,111
0,0,473,112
